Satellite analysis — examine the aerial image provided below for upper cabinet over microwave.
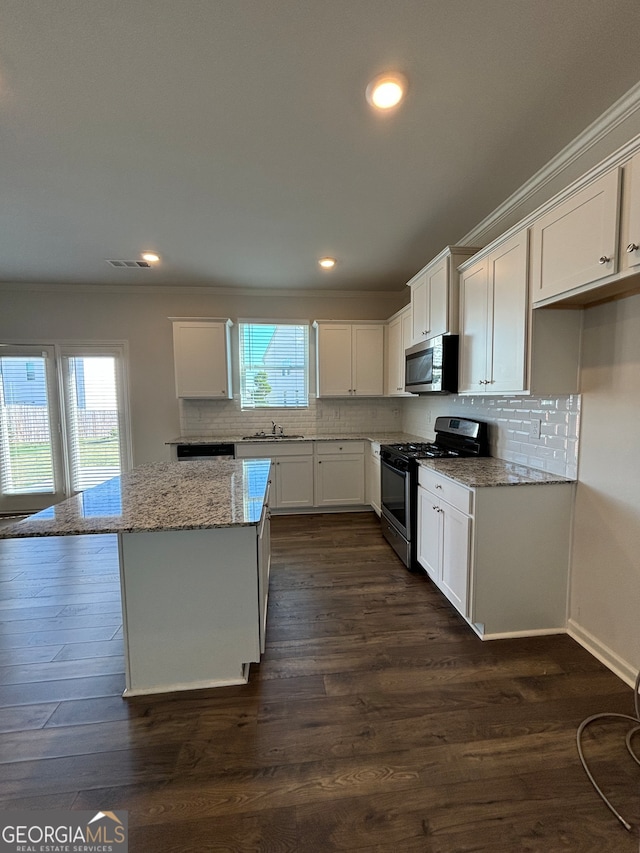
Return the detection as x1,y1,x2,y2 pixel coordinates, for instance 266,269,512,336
407,246,479,347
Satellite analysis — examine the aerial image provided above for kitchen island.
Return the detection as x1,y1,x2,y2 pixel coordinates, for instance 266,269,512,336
0,458,272,696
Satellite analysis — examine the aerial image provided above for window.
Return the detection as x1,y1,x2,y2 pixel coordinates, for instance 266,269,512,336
239,322,309,409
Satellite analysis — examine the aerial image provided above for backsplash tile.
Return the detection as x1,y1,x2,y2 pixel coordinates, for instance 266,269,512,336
402,394,581,479
180,391,581,479
179,395,404,437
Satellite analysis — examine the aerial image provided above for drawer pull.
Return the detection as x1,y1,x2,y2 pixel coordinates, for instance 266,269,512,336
627,243,639,253
598,255,611,264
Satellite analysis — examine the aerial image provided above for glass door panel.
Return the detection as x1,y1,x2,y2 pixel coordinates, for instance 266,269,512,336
0,347,65,513
62,355,123,492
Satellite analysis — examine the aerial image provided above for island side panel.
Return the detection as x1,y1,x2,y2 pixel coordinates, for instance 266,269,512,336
118,526,260,695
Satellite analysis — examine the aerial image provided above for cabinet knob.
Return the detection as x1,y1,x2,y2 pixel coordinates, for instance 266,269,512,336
432,505,439,510
627,243,639,253
598,255,611,264
435,483,442,489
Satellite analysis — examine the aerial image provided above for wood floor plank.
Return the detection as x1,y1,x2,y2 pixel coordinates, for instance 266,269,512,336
0,512,635,852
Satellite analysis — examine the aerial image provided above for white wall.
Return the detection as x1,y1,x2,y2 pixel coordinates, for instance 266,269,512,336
568,293,640,681
0,286,405,465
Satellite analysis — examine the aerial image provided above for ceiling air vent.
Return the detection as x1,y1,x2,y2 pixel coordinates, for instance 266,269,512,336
106,259,151,268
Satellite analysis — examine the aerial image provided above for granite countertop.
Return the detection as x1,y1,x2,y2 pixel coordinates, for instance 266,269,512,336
0,458,272,539
166,432,425,445
419,457,574,488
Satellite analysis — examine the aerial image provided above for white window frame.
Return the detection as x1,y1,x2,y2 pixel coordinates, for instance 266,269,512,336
238,319,310,410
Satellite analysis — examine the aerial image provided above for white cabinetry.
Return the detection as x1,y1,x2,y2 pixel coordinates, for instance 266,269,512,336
314,441,366,507
459,230,528,394
367,441,381,515
459,231,582,396
171,318,232,399
385,306,412,396
417,465,573,638
235,442,314,510
314,322,384,397
530,169,621,304
621,148,640,276
408,246,479,346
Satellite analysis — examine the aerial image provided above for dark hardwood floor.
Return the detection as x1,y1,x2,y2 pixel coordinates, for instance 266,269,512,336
0,512,638,852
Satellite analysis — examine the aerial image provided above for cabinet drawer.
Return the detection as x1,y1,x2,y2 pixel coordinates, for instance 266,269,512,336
236,441,313,458
316,440,365,455
418,467,473,515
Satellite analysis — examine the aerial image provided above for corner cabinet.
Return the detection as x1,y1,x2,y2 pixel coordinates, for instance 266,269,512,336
385,305,412,396
314,321,384,397
417,466,573,638
171,318,233,399
408,246,479,347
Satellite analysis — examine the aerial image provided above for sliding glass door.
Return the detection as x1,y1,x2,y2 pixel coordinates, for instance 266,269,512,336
0,343,131,515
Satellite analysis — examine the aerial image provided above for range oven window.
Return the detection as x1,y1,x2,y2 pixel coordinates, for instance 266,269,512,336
381,461,407,533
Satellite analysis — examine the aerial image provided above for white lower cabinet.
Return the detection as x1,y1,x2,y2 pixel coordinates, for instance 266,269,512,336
314,441,365,507
275,456,314,509
417,466,573,638
236,440,367,511
235,442,314,510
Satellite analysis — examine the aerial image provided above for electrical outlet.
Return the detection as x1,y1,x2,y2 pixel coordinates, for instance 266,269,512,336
529,418,541,440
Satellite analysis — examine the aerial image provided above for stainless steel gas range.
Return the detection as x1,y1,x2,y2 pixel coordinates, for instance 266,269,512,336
379,417,489,571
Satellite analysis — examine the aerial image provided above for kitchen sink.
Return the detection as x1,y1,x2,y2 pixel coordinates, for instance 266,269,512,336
241,434,304,440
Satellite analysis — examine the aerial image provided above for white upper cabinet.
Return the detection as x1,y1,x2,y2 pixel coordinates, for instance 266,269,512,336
459,230,581,396
459,230,528,394
621,148,640,275
171,318,233,399
408,246,479,346
385,305,412,396
530,168,621,304
314,321,384,397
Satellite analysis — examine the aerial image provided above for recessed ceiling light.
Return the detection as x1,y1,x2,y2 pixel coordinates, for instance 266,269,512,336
318,257,336,270
141,252,160,263
366,72,407,110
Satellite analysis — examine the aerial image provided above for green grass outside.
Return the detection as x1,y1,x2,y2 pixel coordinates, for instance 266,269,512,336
6,437,120,490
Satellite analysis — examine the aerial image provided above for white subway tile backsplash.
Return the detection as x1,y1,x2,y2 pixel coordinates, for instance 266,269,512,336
402,393,581,479
178,395,404,437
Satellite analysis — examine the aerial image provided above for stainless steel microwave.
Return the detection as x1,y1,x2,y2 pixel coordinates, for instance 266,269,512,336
404,334,459,394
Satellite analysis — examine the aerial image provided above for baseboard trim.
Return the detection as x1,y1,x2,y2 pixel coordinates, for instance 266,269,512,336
473,625,567,641
567,619,638,688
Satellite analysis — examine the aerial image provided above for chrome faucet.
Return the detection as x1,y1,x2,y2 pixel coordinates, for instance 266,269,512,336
271,421,284,436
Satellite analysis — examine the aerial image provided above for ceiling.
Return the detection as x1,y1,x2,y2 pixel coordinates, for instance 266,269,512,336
1,1,640,293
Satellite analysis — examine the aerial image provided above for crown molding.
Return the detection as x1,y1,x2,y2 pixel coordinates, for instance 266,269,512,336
0,281,405,299
460,79,640,246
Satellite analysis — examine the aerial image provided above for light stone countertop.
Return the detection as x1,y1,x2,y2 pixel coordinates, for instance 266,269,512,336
0,458,272,539
166,432,425,445
419,457,574,488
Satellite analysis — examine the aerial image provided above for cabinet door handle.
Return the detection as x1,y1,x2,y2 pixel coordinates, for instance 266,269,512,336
598,255,611,264
627,243,639,253
434,483,442,489
432,505,439,511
